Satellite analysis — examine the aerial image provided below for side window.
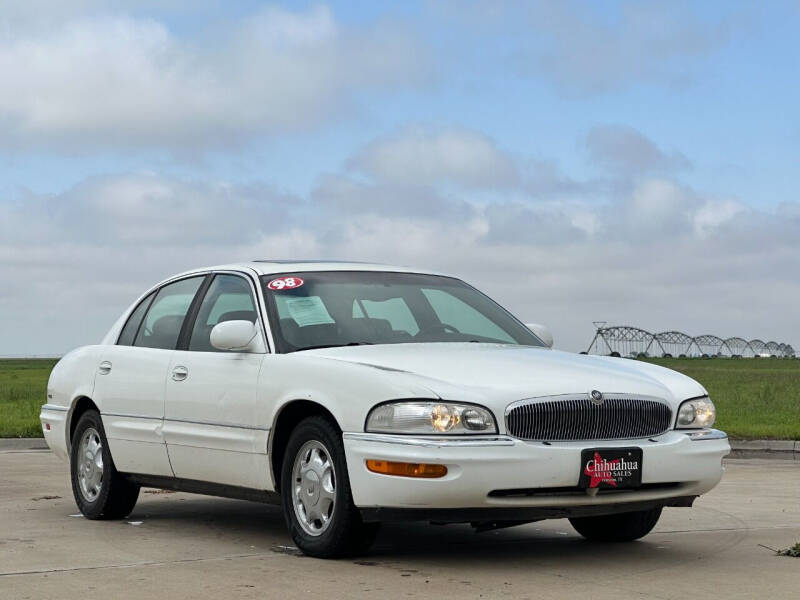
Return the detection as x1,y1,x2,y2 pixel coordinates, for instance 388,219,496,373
134,277,204,350
188,275,258,352
117,291,155,346
421,288,514,343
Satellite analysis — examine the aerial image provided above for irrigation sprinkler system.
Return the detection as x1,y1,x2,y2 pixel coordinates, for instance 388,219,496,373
586,326,795,358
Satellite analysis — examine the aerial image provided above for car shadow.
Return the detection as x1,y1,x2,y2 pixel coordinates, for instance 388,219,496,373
126,493,694,568
371,521,682,561
127,493,289,538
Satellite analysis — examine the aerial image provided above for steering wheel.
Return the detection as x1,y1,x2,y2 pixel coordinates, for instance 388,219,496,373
415,323,461,337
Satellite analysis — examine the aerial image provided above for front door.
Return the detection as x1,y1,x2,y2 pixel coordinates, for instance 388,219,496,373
163,273,269,489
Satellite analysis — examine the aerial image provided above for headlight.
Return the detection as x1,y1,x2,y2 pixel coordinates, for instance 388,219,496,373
366,401,497,434
675,396,716,429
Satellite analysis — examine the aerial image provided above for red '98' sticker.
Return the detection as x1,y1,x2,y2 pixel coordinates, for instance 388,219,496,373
267,276,304,291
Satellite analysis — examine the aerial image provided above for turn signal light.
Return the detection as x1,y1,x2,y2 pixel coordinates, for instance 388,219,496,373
366,460,447,478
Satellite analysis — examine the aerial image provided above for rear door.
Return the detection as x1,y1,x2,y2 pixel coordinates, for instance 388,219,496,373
95,275,207,476
163,272,269,489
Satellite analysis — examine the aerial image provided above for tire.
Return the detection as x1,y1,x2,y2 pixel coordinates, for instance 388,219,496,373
280,416,379,558
70,409,140,520
569,506,662,542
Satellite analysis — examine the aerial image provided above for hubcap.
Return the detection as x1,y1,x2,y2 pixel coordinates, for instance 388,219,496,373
291,440,336,536
77,427,104,503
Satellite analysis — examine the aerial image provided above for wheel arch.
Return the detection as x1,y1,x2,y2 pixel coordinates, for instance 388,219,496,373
67,396,100,450
268,399,341,492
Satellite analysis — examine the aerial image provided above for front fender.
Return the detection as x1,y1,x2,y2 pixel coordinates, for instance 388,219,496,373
257,354,440,437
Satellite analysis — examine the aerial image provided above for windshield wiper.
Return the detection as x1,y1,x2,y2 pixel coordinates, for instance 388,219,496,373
294,341,375,352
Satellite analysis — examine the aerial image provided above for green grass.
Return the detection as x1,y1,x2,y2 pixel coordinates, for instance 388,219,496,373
0,359,59,438
1,357,799,439
644,357,800,440
778,542,800,557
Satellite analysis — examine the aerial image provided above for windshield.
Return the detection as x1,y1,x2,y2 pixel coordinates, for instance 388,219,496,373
261,271,543,353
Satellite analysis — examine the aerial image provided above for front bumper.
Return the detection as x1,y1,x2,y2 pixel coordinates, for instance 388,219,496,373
343,429,729,517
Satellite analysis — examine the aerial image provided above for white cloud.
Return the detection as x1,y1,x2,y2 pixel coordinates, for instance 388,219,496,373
2,165,798,356
347,126,519,189
624,179,694,233
311,173,473,221
693,199,746,236
0,174,296,247
0,5,427,150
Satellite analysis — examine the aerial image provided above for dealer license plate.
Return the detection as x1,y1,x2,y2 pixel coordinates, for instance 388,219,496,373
578,447,643,490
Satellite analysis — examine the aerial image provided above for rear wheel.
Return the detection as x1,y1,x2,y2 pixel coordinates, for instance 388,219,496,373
569,506,662,542
280,416,379,558
70,409,140,520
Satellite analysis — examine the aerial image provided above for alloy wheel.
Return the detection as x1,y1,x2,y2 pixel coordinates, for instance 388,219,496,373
77,427,104,502
291,440,336,536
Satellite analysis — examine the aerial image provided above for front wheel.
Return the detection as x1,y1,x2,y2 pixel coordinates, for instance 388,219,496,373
70,409,140,520
569,506,662,542
280,416,379,558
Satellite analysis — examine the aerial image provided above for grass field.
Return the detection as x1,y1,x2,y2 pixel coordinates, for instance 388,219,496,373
644,357,800,440
1,357,798,439
0,359,59,438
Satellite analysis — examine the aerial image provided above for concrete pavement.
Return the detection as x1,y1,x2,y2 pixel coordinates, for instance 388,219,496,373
1,450,798,599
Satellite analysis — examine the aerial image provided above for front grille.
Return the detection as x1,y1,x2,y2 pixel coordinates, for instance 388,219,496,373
505,395,672,441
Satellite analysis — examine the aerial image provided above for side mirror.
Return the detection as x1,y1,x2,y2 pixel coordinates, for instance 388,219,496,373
525,323,553,348
210,320,261,352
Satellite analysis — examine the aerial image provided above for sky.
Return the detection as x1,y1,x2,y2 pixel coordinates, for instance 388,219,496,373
1,0,799,356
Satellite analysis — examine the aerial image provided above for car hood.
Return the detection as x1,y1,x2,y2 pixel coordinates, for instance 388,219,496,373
304,343,706,410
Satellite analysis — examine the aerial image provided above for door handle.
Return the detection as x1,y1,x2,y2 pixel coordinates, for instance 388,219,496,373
98,361,112,375
171,366,189,381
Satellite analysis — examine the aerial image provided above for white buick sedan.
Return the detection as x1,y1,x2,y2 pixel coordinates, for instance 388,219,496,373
41,261,729,557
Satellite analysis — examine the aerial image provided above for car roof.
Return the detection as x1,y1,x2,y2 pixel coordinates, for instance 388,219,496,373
171,261,446,279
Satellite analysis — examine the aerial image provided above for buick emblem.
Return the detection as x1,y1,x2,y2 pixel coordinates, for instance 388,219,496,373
589,390,604,405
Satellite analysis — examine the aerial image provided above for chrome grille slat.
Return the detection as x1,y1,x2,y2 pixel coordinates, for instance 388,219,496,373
506,395,672,441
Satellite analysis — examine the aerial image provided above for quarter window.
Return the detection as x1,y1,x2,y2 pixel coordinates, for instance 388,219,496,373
134,277,204,350
188,275,259,352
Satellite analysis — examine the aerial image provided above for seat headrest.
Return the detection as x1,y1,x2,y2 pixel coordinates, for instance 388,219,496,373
152,314,184,334
218,310,257,324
